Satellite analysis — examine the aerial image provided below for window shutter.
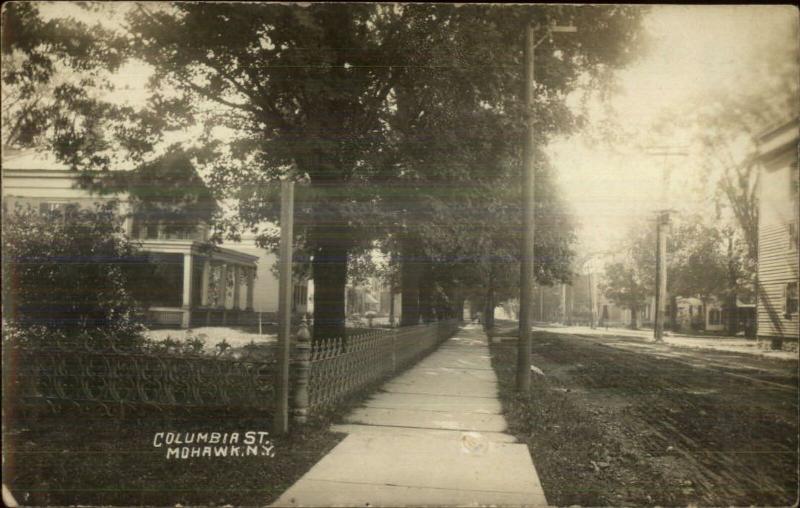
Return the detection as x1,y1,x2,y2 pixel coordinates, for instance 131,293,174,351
783,283,788,314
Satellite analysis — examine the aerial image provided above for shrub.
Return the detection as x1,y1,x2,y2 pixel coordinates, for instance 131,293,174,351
2,202,152,348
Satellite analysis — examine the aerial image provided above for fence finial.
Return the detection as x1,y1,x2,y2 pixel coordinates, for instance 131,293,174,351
297,315,311,341
292,315,311,424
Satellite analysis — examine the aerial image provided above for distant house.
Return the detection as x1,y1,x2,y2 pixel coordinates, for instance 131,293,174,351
346,276,397,325
1,150,308,329
755,117,800,348
673,297,707,332
220,236,314,321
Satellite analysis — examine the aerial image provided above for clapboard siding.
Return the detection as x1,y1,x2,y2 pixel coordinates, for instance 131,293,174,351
756,118,799,341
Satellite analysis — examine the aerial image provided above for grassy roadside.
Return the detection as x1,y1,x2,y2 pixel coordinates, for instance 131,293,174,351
489,339,687,506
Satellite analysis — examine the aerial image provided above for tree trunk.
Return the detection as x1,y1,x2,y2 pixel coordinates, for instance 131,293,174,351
700,298,707,331
389,290,396,327
567,285,574,326
300,153,350,342
483,266,495,330
726,293,738,335
726,235,739,335
483,289,495,330
419,262,435,323
668,294,678,331
400,237,421,326
311,236,348,340
629,305,638,330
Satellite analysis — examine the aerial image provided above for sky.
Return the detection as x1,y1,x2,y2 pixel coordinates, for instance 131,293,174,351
32,3,799,254
547,5,798,256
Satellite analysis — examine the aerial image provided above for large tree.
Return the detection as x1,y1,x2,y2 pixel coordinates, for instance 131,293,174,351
2,3,647,338
602,213,739,331
670,218,728,327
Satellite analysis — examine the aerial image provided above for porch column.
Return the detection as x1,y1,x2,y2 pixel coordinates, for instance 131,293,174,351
201,258,210,306
181,253,193,328
246,267,255,311
216,263,228,309
233,265,241,310
123,216,134,237
219,263,229,325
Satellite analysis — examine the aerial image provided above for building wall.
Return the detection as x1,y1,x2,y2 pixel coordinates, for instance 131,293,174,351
2,169,133,233
757,120,800,341
220,241,314,316
704,299,725,332
3,164,260,328
222,244,279,314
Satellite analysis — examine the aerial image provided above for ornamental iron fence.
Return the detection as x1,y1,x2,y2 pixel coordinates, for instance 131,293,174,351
3,317,460,422
3,336,275,416
303,319,459,413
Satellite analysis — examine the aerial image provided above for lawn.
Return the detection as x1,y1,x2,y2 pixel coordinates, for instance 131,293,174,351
3,409,344,506
4,323,424,506
144,326,278,353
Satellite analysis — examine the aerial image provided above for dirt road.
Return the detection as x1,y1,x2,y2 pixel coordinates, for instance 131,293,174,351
491,329,798,506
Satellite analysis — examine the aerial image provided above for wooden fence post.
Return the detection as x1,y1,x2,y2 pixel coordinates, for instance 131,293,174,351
292,317,311,424
274,180,295,435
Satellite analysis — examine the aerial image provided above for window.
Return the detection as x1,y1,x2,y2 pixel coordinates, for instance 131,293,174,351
39,201,78,223
785,282,799,317
709,309,721,325
293,283,308,312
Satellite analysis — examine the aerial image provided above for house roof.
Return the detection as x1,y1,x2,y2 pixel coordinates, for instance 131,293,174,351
757,116,799,165
1,148,135,172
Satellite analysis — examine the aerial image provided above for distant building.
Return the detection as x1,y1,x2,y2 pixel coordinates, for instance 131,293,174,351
1,150,310,329
756,117,800,347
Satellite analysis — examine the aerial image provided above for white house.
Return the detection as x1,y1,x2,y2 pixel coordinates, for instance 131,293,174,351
755,117,800,347
1,149,310,329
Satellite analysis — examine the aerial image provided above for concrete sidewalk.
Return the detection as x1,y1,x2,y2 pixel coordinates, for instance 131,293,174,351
272,324,548,507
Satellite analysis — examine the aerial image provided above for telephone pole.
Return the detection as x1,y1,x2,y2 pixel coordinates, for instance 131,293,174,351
588,271,596,328
517,24,536,392
654,210,669,342
517,23,576,392
646,146,687,342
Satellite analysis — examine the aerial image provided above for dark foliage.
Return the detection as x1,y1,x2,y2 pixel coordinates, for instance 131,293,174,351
1,202,152,347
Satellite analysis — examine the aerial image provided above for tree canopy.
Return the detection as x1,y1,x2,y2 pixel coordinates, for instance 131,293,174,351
2,3,648,337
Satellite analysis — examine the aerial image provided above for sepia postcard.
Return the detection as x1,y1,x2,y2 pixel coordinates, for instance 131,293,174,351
2,3,798,507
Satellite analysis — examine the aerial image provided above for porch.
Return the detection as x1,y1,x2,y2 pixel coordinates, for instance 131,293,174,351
139,240,259,328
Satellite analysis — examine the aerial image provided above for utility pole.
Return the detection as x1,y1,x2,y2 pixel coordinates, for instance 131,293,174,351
654,210,669,342
646,146,686,343
274,180,295,435
517,22,576,392
588,271,596,329
517,24,536,392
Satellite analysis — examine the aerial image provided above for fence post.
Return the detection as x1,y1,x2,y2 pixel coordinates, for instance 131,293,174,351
291,317,311,425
